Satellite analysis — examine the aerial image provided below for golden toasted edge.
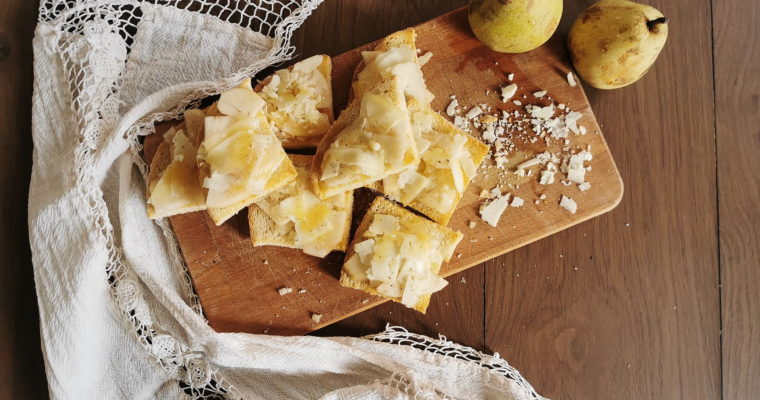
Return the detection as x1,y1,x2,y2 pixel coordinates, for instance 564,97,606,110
350,28,417,102
254,55,334,150
311,77,417,200
249,154,353,252
339,196,463,313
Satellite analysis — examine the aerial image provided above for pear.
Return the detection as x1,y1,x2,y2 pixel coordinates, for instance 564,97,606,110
568,0,669,89
469,0,563,54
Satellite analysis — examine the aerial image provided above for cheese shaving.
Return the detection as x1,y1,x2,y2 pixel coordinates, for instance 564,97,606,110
567,72,577,87
560,195,578,214
480,194,510,227
343,210,456,310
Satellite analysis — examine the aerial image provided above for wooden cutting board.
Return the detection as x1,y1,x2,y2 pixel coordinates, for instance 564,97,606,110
144,7,623,336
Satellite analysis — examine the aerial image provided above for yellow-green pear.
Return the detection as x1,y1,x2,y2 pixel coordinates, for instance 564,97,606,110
568,0,669,89
469,0,563,54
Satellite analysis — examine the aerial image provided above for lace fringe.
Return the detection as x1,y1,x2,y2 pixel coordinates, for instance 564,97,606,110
40,1,322,398
37,2,545,399
368,325,547,400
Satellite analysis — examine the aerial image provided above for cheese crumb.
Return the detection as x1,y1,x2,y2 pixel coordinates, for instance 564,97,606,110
565,111,583,134
495,155,508,168
531,104,555,120
446,98,459,116
453,115,467,130
507,73,515,81
567,72,577,87
278,287,293,296
480,194,510,227
465,106,483,120
469,221,477,229
533,90,547,98
298,289,307,294
516,157,540,170
511,196,524,207
540,168,556,185
311,313,322,323
501,84,518,102
566,150,592,183
480,114,498,124
578,182,591,191
559,195,578,214
418,51,433,66
481,124,496,142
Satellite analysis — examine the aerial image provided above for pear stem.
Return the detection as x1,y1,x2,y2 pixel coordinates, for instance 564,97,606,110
646,17,669,32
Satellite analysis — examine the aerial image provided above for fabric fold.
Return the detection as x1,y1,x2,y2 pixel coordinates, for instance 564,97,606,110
29,1,545,399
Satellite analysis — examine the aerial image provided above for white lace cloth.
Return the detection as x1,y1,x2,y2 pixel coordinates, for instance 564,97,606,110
28,1,547,399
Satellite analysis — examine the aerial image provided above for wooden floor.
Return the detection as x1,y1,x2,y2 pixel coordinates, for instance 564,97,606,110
1,0,758,399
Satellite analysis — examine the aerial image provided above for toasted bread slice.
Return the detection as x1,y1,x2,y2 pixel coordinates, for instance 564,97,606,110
197,79,297,226
351,28,433,104
367,100,489,225
311,76,418,199
146,109,207,219
249,155,353,257
255,55,334,149
339,197,462,313
204,152,297,225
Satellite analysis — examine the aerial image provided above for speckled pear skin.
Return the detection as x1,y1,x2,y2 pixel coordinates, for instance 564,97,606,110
468,0,563,54
568,0,669,89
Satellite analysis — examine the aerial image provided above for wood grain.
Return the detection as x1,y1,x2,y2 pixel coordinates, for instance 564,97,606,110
714,0,760,399
148,6,623,337
4,1,759,399
483,1,721,399
0,0,48,399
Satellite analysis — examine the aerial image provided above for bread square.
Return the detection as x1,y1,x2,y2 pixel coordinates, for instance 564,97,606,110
197,79,297,226
249,155,353,257
255,55,334,149
368,100,489,225
339,197,463,313
311,76,418,199
146,109,207,219
351,28,424,102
